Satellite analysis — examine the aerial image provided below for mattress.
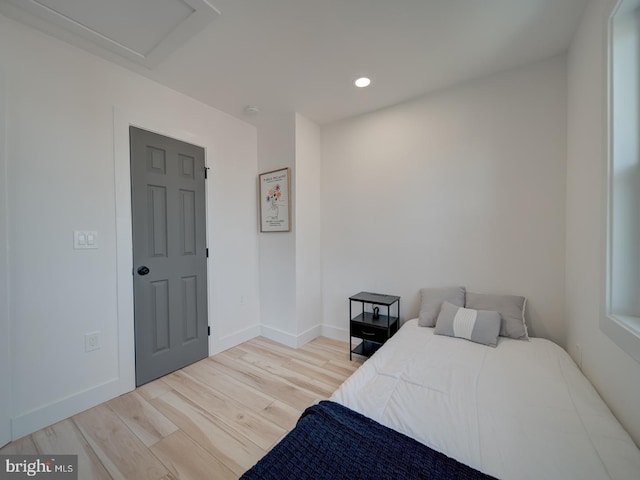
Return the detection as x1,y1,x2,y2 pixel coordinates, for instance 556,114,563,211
331,319,640,480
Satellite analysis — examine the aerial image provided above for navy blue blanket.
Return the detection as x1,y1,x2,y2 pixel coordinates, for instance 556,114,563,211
241,400,495,480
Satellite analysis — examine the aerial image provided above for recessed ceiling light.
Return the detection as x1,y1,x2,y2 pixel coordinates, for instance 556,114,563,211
354,77,371,88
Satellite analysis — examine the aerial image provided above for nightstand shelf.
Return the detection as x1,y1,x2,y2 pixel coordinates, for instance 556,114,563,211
351,340,383,358
349,292,400,360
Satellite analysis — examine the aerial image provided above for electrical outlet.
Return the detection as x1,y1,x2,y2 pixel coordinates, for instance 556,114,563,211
85,332,101,352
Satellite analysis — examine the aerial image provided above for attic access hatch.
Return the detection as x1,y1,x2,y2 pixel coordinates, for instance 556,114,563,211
0,0,220,68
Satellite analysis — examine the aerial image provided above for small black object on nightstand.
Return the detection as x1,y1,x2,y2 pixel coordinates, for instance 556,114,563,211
349,292,400,360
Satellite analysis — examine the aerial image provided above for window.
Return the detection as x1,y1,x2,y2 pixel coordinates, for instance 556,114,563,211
604,0,640,362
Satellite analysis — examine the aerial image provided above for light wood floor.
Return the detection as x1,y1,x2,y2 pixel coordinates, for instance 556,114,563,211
0,336,364,479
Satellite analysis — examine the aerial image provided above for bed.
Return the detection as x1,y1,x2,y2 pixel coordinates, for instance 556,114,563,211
243,319,640,479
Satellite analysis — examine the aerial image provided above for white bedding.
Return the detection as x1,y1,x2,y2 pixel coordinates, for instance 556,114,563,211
331,319,640,479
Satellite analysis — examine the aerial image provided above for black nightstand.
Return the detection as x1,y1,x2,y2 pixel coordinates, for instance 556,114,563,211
349,292,400,360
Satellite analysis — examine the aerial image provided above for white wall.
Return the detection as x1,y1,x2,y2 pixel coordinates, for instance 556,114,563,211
257,113,298,345
257,113,323,348
294,114,323,342
0,69,11,447
566,0,640,446
0,14,260,439
321,56,567,345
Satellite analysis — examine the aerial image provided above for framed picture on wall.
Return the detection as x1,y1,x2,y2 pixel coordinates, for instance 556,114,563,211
259,167,291,232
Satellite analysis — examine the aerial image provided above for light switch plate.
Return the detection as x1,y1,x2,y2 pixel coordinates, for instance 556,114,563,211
74,230,98,249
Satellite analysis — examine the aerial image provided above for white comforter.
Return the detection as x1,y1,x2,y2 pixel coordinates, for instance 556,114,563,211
331,319,640,479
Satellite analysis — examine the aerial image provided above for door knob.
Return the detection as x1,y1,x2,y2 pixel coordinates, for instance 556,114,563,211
137,266,150,276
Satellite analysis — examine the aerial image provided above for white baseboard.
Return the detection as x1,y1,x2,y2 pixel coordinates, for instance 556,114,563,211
9,322,350,440
261,324,323,348
11,323,262,440
260,324,298,348
211,323,261,355
296,324,322,347
11,378,120,440
321,324,349,343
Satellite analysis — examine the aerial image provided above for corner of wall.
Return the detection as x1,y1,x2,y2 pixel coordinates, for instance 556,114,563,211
256,113,325,349
257,113,297,339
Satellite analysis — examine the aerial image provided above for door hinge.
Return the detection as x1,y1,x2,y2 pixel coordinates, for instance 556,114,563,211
208,326,211,336
206,247,209,258
204,167,210,179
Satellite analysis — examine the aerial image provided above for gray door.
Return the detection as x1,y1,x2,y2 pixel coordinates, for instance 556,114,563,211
130,126,208,386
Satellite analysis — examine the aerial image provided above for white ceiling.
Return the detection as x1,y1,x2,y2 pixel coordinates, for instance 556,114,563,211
0,0,588,125
1,0,220,67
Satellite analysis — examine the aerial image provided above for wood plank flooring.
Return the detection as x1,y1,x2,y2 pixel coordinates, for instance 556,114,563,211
0,336,364,479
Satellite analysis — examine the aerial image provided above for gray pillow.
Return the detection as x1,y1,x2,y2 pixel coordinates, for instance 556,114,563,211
418,286,465,327
434,301,501,347
465,292,529,340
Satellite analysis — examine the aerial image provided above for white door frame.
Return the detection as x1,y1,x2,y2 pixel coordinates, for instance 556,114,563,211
0,70,12,446
113,106,212,394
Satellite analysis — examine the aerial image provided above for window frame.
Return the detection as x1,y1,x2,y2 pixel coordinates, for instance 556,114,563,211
602,0,640,363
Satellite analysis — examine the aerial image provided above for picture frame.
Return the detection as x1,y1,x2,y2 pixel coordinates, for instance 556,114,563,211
259,167,291,232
